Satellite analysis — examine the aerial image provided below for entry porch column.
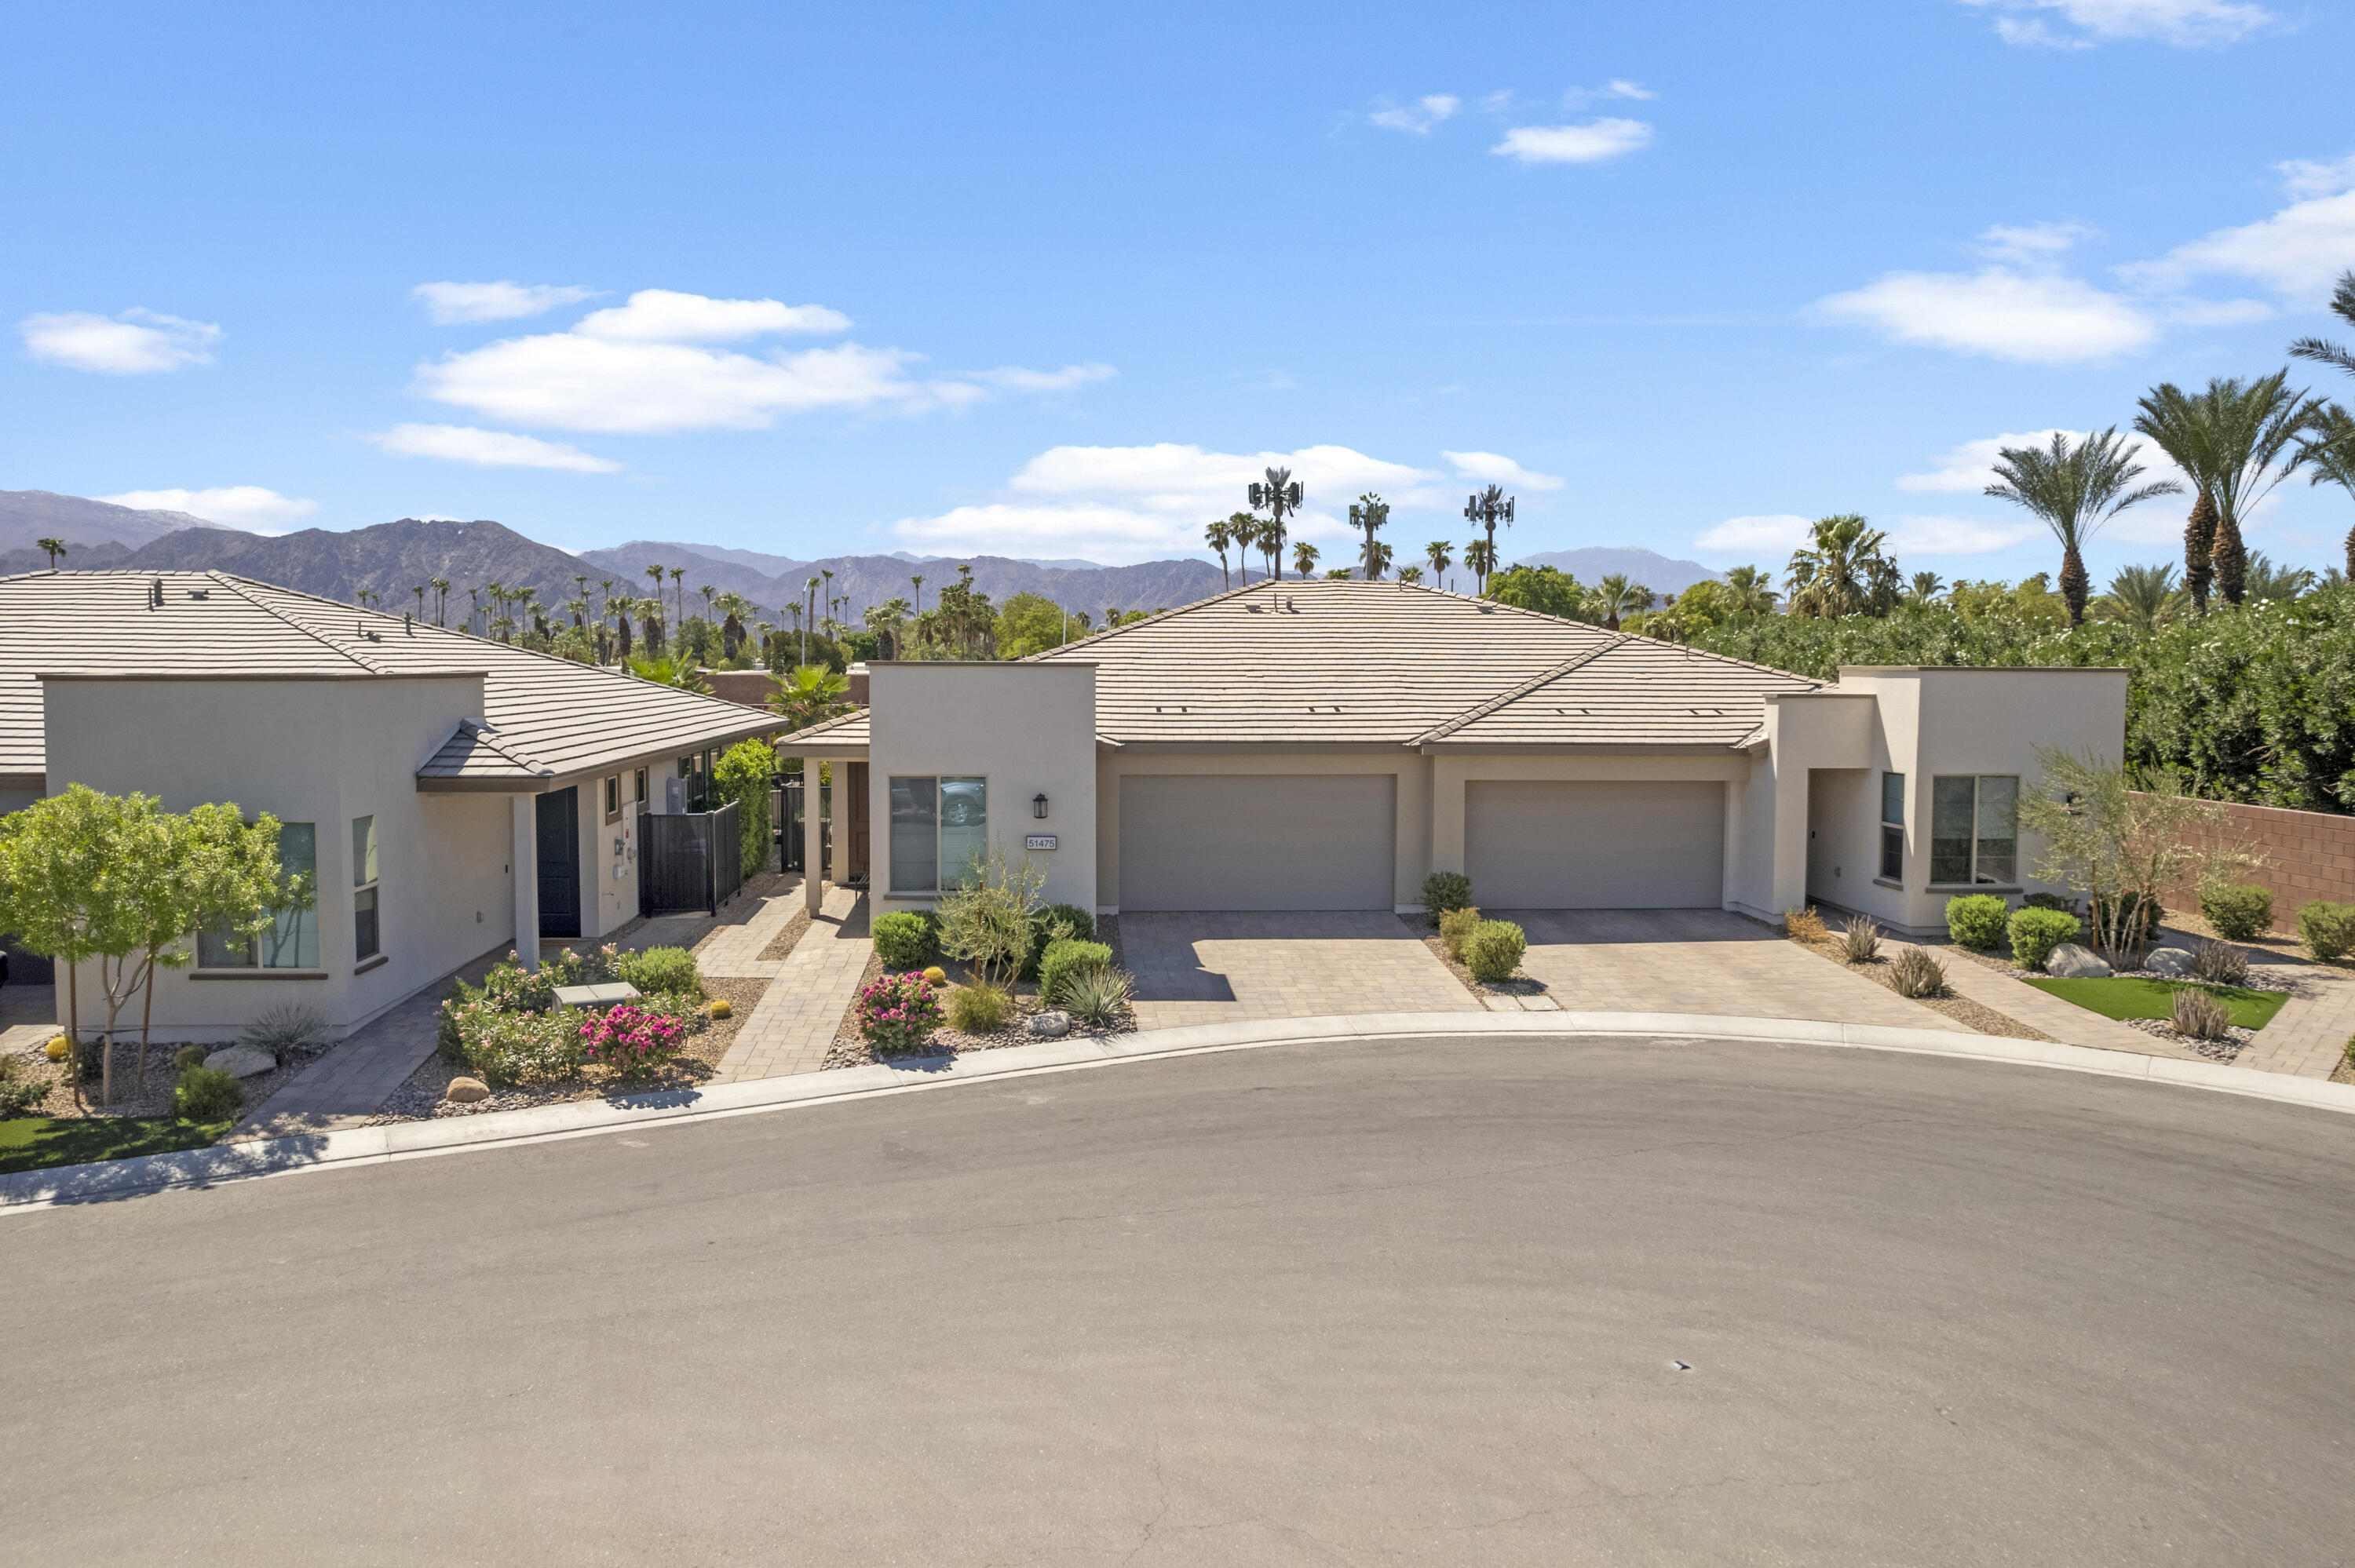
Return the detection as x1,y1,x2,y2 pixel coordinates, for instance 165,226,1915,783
512,793,540,971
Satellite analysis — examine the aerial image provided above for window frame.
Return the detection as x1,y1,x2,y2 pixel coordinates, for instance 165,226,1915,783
352,814,382,964
604,774,621,823
885,774,988,895
633,768,649,814
1879,771,1905,883
1928,774,2020,888
198,819,319,971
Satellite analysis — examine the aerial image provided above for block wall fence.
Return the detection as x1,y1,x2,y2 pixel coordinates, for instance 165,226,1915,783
2141,792,2355,931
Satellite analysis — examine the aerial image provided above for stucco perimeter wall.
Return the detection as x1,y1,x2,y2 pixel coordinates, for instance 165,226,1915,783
2144,793,2355,932
38,673,510,1041
868,661,1097,911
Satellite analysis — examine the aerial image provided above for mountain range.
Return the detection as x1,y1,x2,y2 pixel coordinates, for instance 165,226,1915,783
1510,547,1722,596
0,488,235,554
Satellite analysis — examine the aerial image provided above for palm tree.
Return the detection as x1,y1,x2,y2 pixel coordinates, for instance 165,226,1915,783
1425,540,1452,592
715,590,752,660
864,596,911,658
2293,404,2355,578
1367,541,1394,579
1204,517,1232,588
34,537,65,570
819,570,835,633
429,576,451,625
2288,269,2355,380
564,596,590,631
1350,493,1389,579
1903,571,1946,607
2136,373,2324,606
1720,564,1779,617
1249,466,1301,580
1291,540,1320,577
1462,538,1497,595
2093,563,2184,633
1983,428,2179,625
1586,574,1650,631
1784,516,1900,619
1072,610,1094,634
909,574,926,616
766,664,853,731
465,585,482,633
2244,552,2316,601
1398,564,1425,585
1229,514,1260,585
1258,529,1280,584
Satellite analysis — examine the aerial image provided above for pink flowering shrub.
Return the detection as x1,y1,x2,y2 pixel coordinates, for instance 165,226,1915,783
855,972,944,1054
580,1003,687,1074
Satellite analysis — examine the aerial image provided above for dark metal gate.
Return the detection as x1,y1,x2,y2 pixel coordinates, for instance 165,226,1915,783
776,777,805,873
638,800,744,917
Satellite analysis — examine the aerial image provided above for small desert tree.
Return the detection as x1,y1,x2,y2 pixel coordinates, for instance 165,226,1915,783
934,845,1047,991
2017,749,2265,963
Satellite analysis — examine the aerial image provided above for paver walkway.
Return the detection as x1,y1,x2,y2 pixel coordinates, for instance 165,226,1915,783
1122,911,1481,1031
690,877,805,979
2201,939,2353,1080
1506,909,1967,1032
710,887,870,1083
1879,935,2194,1057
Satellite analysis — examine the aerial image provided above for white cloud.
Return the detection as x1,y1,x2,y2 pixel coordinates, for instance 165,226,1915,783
1815,267,2156,363
2281,154,2355,201
20,308,221,374
1561,80,1657,108
1695,515,1813,554
968,363,1118,392
2126,166,2355,302
1442,450,1565,490
1492,119,1653,166
410,281,601,325
1887,516,2043,554
367,423,623,473
97,486,316,532
1369,94,1459,133
1956,0,2276,47
1976,221,2096,261
571,288,851,342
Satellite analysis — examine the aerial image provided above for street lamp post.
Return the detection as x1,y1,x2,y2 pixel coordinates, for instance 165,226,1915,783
1464,484,1515,594
1247,467,1304,582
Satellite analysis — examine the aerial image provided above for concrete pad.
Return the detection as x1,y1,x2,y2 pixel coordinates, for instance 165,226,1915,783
1121,910,1478,1030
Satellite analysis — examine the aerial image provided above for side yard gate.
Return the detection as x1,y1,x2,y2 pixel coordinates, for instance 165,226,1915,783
639,800,745,917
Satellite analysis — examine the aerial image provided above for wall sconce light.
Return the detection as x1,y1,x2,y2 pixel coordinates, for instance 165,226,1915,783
1032,792,1050,819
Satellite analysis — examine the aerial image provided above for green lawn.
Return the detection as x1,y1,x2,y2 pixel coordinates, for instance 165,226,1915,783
0,1114,235,1175
2024,976,2287,1030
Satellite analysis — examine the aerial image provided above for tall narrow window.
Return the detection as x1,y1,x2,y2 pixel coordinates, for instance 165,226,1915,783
634,768,648,812
1879,772,1905,881
887,775,987,893
1930,776,2017,885
199,822,317,968
352,814,381,961
604,775,620,822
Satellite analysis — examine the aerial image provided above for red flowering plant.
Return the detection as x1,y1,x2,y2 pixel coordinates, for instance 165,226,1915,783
855,972,944,1054
579,1002,686,1076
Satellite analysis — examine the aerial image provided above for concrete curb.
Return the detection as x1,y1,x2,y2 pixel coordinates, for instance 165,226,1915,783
5,1012,2350,1212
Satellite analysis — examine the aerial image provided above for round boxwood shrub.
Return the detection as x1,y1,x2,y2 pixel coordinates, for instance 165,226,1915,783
871,910,939,970
1463,920,1527,983
173,1064,243,1121
1038,938,1112,1005
2006,906,2080,971
1944,894,2010,950
2298,899,2355,961
1422,872,1473,921
2200,883,2274,943
619,946,702,998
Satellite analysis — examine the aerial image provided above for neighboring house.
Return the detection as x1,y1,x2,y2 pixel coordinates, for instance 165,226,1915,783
776,579,2125,936
0,571,779,1041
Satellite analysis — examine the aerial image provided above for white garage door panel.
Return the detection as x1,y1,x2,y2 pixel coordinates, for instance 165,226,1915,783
1120,775,1396,911
1465,780,1723,909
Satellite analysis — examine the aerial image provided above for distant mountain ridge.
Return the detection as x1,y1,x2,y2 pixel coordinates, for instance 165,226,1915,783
0,488,239,554
1510,546,1722,596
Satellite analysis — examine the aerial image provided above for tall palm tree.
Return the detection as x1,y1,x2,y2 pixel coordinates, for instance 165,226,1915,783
1425,540,1452,592
2136,373,2324,606
699,583,717,625
2243,551,2316,601
34,537,65,570
1366,540,1393,579
2295,404,2355,577
1291,540,1320,577
1204,517,1232,588
1784,516,1900,619
715,590,753,660
1350,492,1389,579
1398,565,1425,585
2093,563,2184,633
1586,574,1651,631
1720,564,1779,616
1228,514,1260,585
429,576,450,625
909,574,926,616
1257,528,1280,584
1248,466,1301,581
2288,269,2355,380
1462,538,1497,595
1983,428,2179,625
819,569,835,633
412,585,427,618
1904,571,1946,607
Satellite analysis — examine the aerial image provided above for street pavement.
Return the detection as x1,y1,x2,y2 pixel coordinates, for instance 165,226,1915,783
4,1035,2352,1565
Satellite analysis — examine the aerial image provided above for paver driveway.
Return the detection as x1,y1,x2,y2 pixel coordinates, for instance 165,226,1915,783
1500,907,1966,1030
1120,911,1479,1030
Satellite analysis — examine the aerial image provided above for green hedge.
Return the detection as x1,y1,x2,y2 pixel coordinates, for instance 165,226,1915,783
1039,938,1112,1005
873,910,939,969
2200,884,2273,942
1945,895,2010,950
714,738,775,882
2006,906,2080,970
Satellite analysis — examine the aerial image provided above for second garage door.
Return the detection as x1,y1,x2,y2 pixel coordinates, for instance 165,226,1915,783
1119,774,1396,911
1464,780,1724,909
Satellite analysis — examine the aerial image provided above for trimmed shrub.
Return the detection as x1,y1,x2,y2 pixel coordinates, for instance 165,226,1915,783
579,1003,687,1075
1839,917,1882,964
1890,946,1946,999
855,972,943,1054
449,1005,586,1086
2200,884,2274,943
172,1065,243,1121
2171,988,2232,1041
1039,938,1112,1005
1422,872,1473,921
1062,965,1135,1026
1437,905,1484,962
173,1045,208,1071
1039,903,1096,944
0,1057,46,1118
619,946,701,997
1463,921,1527,984
1784,906,1827,942
2298,900,2355,961
1945,895,2010,950
2192,939,2250,986
2007,906,2081,971
872,910,940,970
947,983,1013,1034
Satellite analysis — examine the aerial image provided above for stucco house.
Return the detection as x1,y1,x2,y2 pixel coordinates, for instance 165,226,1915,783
0,570,779,1041
777,578,2125,935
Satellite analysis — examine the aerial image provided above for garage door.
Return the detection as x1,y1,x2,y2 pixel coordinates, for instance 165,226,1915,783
1119,775,1396,911
1464,780,1723,909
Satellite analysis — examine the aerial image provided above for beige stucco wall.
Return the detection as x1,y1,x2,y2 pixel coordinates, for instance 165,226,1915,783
867,662,1097,910
37,673,514,1042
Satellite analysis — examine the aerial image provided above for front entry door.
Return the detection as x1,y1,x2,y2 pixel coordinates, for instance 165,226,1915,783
536,786,582,939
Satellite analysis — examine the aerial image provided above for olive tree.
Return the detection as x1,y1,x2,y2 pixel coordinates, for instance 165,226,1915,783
935,846,1048,992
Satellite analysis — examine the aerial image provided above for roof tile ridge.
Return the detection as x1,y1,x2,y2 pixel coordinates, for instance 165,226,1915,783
773,706,863,745
211,573,389,674
1414,635,1631,744
1022,577,1310,662
458,718,553,775
1605,623,1824,687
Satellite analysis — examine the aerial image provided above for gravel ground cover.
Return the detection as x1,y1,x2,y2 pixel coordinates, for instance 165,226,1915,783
822,924,1137,1070
2,1030,323,1125
1404,917,1550,1002
1787,928,2049,1040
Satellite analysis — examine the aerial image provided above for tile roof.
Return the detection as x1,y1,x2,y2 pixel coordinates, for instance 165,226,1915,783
769,578,1817,753
0,570,781,788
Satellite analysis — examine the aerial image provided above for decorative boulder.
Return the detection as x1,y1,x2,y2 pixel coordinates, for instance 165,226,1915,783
2043,943,2114,979
445,1077,491,1103
203,1045,276,1078
1024,1011,1072,1039
2145,946,2196,978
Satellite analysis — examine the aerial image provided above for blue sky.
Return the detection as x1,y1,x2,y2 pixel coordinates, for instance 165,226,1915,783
6,0,2354,589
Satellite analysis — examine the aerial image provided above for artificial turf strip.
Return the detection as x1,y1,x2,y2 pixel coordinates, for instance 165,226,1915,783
2024,976,2288,1030
0,1114,234,1175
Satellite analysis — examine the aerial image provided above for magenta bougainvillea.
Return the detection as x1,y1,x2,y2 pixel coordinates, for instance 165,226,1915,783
854,972,943,1054
580,1003,685,1073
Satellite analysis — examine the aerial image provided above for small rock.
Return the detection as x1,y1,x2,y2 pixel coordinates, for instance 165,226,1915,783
2043,943,2113,979
203,1044,276,1078
1024,1011,1072,1038
445,1077,491,1103
2145,946,2196,978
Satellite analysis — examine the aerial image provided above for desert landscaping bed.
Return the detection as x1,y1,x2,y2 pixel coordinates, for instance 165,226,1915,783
1404,916,1554,1005
1784,925,2050,1040
2,1029,323,1125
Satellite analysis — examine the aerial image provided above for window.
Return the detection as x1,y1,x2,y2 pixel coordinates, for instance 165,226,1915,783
199,822,318,969
888,775,986,893
1930,775,2017,885
1879,772,1904,881
352,814,381,961
677,753,711,812
604,775,620,822
633,768,648,812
